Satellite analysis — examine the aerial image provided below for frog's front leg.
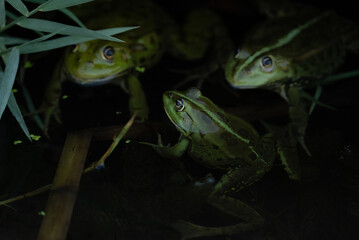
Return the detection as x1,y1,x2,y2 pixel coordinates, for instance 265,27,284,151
125,74,149,121
171,165,269,239
286,86,311,156
141,134,190,159
37,61,65,136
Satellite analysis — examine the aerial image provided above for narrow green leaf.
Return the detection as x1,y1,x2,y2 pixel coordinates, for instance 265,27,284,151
58,8,86,28
22,0,46,3
23,1,86,27
21,84,44,130
18,26,137,54
6,0,29,16
0,0,5,28
300,89,337,113
17,18,124,42
39,0,92,12
0,29,63,55
2,34,30,45
319,70,359,85
308,85,322,115
8,92,31,140
6,10,44,36
0,47,20,119
5,9,18,20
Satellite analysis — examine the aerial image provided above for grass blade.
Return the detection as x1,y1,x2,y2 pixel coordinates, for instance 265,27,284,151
0,0,5,28
58,8,86,28
308,85,322,115
0,29,65,55
19,26,137,54
6,0,29,16
8,92,31,140
17,18,124,42
2,34,30,45
0,47,20,119
318,70,359,85
39,0,92,12
300,88,337,113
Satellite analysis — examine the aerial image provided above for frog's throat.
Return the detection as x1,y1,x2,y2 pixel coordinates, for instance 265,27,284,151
66,69,130,86
237,11,331,74
164,106,192,136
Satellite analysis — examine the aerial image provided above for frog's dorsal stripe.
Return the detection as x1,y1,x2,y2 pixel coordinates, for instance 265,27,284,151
237,11,331,73
175,92,250,144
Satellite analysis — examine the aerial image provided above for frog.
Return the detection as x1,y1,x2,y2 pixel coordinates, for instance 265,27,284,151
39,0,232,135
141,87,300,239
224,8,359,155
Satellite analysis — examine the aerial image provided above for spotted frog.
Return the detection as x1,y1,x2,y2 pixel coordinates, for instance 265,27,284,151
40,0,232,133
225,9,359,154
142,88,300,239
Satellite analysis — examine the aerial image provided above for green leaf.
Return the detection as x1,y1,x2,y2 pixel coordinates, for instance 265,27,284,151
0,29,63,55
0,47,20,119
58,8,86,28
0,0,5,28
18,26,137,54
6,0,29,16
300,88,337,113
22,0,46,3
318,70,359,85
308,85,322,115
8,92,31,140
39,0,92,12
21,84,44,130
2,35,30,45
17,18,124,42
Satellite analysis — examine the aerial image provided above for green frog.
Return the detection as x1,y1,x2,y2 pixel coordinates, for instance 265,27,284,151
224,9,359,154
40,0,232,133
142,88,300,239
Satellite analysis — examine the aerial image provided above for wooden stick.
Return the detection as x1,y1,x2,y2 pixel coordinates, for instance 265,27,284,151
37,130,92,240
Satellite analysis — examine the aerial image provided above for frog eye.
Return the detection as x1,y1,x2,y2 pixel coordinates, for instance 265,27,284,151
102,46,115,61
175,98,185,112
259,55,274,72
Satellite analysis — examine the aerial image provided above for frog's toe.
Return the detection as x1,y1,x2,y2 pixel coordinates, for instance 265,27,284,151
131,108,148,123
170,219,209,240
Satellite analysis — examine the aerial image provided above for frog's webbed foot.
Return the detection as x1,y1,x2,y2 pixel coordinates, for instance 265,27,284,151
139,134,190,159
170,196,264,240
170,165,269,239
286,87,312,156
261,122,302,180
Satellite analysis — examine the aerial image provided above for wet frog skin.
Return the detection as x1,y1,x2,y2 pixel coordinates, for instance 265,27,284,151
142,88,300,239
41,0,232,133
224,10,359,154
225,11,358,90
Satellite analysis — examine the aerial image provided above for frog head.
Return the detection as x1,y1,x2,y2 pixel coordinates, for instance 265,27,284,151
163,88,224,136
64,40,135,86
225,48,295,89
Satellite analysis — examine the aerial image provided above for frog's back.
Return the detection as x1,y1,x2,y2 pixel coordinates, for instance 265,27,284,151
189,107,261,170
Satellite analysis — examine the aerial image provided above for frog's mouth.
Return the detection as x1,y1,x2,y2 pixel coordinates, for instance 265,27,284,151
66,69,131,87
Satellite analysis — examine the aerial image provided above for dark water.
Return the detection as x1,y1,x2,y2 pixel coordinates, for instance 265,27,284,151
1,0,359,239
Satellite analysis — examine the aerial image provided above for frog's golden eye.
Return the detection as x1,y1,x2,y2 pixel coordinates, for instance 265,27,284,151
175,98,185,112
102,46,115,61
259,56,274,72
